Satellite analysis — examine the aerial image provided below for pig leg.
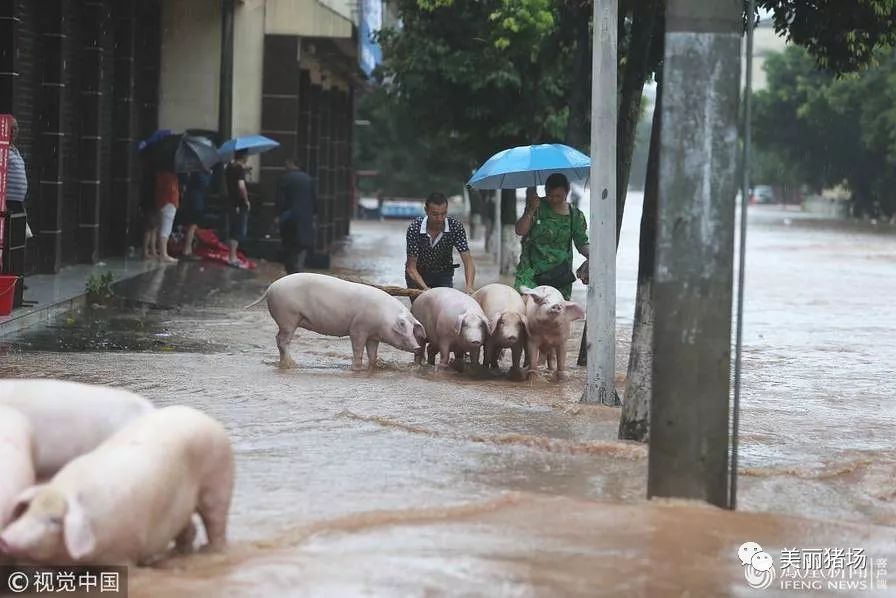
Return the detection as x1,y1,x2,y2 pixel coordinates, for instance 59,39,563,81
471,345,482,367
553,345,568,381
414,346,425,366
434,343,452,373
451,351,466,373
198,473,233,551
427,344,437,365
175,518,198,554
509,343,525,381
527,340,541,380
483,339,496,369
547,349,557,371
276,325,298,369
365,340,380,372
350,334,367,371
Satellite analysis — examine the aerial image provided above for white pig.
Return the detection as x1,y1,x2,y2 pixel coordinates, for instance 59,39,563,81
245,273,426,371
0,406,36,529
520,285,586,379
0,379,155,479
0,405,234,566
472,283,528,376
411,287,490,372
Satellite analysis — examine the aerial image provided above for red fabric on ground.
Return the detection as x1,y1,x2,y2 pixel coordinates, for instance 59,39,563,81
168,228,256,269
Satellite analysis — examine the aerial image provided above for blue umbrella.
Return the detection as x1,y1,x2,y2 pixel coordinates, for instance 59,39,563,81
218,135,280,160
467,143,591,190
136,129,174,152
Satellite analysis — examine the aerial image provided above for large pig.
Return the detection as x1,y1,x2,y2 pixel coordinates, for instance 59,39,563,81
472,283,528,376
0,406,36,529
411,287,490,372
0,405,234,566
245,273,426,371
0,379,155,479
520,285,586,379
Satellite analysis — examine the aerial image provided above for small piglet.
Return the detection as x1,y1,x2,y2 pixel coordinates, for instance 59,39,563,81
411,287,490,372
245,273,426,371
0,379,155,479
0,405,234,566
0,406,36,530
520,285,586,379
472,283,527,376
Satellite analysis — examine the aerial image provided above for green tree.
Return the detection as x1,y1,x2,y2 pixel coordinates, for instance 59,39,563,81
752,45,896,216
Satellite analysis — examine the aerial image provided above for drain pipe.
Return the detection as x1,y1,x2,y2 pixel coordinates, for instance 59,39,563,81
219,0,235,142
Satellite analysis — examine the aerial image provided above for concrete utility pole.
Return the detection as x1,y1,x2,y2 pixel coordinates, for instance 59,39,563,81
647,0,742,508
582,0,617,405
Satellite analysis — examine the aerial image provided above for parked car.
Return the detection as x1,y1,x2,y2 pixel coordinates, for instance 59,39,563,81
751,185,776,204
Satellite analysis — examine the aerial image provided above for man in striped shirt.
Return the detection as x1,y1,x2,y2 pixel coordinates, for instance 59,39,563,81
5,117,29,233
405,192,476,294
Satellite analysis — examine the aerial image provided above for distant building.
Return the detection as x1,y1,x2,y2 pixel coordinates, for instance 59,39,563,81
743,17,788,91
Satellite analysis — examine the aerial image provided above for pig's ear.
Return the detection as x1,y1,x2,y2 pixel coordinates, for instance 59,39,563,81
9,486,43,522
487,312,502,335
412,321,427,345
63,494,96,561
563,301,586,321
454,312,466,335
520,287,546,305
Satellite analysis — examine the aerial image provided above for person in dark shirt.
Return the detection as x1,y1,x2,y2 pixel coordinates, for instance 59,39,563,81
181,168,212,260
225,150,250,267
275,157,316,274
405,192,476,295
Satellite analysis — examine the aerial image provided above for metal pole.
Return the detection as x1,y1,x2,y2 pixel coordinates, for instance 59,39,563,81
647,0,742,508
495,190,502,273
582,0,617,405
731,0,756,510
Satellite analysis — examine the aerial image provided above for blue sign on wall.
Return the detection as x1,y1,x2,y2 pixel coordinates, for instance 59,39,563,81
359,0,383,77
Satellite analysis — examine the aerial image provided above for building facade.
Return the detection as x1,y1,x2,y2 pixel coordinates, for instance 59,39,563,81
1,0,366,295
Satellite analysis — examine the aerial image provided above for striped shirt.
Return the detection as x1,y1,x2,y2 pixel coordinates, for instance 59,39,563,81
406,215,470,273
6,146,27,203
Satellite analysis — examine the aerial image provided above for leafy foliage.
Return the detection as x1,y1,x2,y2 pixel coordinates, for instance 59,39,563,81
757,0,896,73
753,45,896,216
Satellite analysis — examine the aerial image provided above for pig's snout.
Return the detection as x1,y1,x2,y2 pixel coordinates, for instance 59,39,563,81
549,304,563,315
506,334,518,344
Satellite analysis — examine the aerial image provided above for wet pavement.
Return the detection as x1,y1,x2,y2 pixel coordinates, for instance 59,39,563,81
1,197,895,596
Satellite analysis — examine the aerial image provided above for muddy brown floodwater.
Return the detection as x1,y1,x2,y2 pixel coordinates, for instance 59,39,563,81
1,193,895,596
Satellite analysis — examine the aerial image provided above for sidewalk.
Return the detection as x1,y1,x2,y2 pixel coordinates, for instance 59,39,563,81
0,218,511,339
0,258,168,337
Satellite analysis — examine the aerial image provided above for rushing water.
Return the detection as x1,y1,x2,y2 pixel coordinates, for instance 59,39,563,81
1,194,894,596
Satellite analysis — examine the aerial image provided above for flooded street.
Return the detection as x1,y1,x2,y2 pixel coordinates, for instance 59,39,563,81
1,194,895,596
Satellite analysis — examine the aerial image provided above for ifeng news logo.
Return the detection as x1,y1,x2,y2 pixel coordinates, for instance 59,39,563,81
737,542,888,592
738,542,777,590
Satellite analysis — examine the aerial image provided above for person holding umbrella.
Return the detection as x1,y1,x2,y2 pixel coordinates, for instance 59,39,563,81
513,173,589,300
225,149,251,267
466,144,592,300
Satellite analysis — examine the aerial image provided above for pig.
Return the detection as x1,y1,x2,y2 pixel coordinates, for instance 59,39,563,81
0,406,36,530
472,283,528,377
245,272,426,371
0,405,234,566
0,379,155,479
411,287,490,372
520,285,586,380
